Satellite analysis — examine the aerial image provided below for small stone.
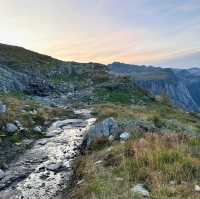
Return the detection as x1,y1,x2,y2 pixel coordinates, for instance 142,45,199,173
115,177,124,181
120,132,130,141
77,179,84,185
14,120,22,128
6,123,18,134
37,139,48,145
0,169,5,179
108,135,115,142
29,109,38,115
95,160,103,165
33,126,42,133
132,184,150,198
106,146,113,152
195,185,200,192
169,181,176,186
0,102,6,113
46,162,62,171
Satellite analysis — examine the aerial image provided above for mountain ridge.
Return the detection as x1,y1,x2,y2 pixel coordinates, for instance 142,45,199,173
109,62,200,112
1,43,200,112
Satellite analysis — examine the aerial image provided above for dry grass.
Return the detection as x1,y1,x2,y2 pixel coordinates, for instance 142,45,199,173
0,94,74,142
70,133,200,199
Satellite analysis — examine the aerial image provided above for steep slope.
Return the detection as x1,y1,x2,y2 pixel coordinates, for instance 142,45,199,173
109,62,200,112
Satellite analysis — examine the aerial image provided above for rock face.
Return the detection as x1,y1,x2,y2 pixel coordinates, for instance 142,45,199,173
109,62,200,112
0,43,108,97
83,117,119,148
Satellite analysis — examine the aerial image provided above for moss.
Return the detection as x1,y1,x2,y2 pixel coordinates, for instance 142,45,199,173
9,133,22,144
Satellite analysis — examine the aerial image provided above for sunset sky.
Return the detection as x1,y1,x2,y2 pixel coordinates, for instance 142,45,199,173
0,0,200,67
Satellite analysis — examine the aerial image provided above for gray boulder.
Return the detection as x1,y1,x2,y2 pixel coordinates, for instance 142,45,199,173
0,101,6,113
83,117,119,148
6,123,18,134
0,169,5,179
33,126,42,133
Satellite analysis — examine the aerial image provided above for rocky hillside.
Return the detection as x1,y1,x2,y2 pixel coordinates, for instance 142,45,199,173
109,62,200,112
0,43,108,97
1,43,200,113
0,43,200,199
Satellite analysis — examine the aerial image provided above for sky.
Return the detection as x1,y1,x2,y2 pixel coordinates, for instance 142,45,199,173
0,0,200,68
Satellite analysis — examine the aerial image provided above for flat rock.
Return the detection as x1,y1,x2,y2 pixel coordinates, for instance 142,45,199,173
46,162,62,171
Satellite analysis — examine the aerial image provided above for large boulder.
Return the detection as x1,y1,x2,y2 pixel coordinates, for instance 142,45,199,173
6,123,18,134
83,117,119,148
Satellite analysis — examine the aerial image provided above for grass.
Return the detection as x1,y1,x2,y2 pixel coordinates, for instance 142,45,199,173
0,93,74,142
68,92,200,199
70,134,200,199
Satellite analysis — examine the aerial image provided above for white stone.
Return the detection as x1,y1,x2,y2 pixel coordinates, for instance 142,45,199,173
132,184,150,198
108,135,115,142
120,132,130,141
195,185,200,192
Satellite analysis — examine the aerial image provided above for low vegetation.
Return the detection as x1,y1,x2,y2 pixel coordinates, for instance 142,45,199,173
69,87,200,199
71,133,200,199
0,92,74,167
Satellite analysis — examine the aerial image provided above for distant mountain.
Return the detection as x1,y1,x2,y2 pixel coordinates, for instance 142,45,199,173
109,62,200,112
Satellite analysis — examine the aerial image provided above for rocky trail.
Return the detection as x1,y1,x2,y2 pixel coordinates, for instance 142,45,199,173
0,109,96,199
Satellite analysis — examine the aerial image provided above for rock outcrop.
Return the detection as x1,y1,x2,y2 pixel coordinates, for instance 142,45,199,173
83,117,120,148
